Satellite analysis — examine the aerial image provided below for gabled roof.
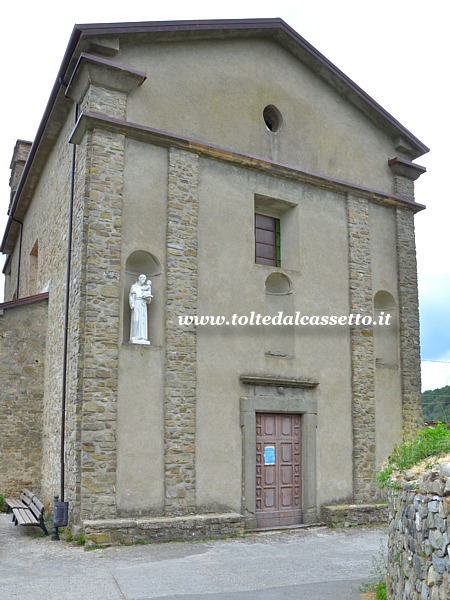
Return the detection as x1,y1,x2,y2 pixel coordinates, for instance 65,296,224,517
1,18,428,254
73,18,429,157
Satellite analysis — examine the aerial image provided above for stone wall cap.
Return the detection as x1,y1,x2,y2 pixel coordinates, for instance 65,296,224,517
0,292,49,312
322,502,387,511
83,513,242,531
84,518,138,529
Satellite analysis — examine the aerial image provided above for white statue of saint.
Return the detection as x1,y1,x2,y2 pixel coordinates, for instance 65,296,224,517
129,274,153,345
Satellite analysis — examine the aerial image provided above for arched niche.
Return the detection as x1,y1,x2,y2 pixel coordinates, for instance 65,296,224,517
374,290,396,312
123,251,162,345
373,290,398,364
126,251,161,278
265,272,292,295
264,273,294,357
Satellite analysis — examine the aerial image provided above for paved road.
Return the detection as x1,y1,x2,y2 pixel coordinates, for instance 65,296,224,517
0,513,386,599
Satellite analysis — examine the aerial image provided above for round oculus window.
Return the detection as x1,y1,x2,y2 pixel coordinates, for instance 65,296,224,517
263,105,283,132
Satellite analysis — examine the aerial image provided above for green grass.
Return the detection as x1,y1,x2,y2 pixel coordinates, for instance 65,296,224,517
85,544,107,551
374,579,387,599
377,423,450,488
361,540,387,599
0,493,4,512
361,580,387,599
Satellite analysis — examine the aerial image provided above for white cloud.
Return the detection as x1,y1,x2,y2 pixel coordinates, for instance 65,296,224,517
422,355,450,392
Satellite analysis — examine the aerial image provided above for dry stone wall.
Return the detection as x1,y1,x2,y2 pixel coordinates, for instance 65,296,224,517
387,463,450,599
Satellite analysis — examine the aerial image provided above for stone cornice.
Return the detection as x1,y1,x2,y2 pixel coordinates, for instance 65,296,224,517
240,375,319,388
65,53,147,104
388,156,427,181
70,111,426,214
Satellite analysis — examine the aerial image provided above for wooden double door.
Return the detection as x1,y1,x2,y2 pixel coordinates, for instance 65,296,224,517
256,413,302,527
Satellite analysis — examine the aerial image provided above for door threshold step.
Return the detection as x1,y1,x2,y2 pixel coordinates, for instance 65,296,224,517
247,522,326,533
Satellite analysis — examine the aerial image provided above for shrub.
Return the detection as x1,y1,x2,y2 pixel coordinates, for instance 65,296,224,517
0,493,4,512
377,423,450,488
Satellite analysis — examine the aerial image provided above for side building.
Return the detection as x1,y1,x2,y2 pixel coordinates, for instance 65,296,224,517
0,18,427,543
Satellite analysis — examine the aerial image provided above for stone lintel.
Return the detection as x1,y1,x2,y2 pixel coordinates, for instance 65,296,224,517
65,52,146,104
388,156,426,181
240,375,319,388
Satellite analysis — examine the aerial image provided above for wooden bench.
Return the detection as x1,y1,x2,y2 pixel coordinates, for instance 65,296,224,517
5,488,35,513
8,491,49,536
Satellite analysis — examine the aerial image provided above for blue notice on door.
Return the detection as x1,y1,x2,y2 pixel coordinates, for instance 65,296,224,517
264,445,276,465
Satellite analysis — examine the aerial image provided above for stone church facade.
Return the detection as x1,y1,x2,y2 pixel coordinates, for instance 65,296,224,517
0,19,427,543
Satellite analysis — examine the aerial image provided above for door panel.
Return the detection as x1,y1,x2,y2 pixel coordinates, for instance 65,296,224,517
255,413,302,527
265,467,276,486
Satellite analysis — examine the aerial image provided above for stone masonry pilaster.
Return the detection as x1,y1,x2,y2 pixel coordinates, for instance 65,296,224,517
396,207,422,433
65,60,143,524
66,124,125,522
164,147,199,515
347,194,376,500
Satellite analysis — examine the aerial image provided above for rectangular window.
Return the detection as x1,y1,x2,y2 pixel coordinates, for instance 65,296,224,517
255,213,281,267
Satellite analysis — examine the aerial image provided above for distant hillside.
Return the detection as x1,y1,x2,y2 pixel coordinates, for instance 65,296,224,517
422,385,450,423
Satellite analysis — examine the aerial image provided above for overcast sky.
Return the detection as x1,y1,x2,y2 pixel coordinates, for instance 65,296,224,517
0,0,448,391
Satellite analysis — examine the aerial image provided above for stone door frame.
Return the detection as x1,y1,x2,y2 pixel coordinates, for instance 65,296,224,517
240,378,318,528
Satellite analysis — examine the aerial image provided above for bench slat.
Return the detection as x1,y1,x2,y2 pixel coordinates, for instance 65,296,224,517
28,502,43,522
5,489,35,512
13,508,38,525
6,498,28,509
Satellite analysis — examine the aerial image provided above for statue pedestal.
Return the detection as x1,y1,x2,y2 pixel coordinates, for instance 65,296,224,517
130,338,151,345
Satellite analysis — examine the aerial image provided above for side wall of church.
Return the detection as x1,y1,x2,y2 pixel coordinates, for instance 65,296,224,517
3,111,75,506
0,296,48,497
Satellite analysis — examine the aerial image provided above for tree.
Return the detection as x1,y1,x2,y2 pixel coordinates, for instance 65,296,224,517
422,385,450,423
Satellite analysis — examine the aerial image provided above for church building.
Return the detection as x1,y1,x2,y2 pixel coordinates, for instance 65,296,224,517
0,18,427,543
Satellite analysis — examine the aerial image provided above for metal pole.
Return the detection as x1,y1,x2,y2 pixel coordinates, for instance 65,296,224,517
51,495,60,541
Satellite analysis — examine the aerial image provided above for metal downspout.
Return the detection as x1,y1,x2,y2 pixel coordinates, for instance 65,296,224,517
60,102,79,503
